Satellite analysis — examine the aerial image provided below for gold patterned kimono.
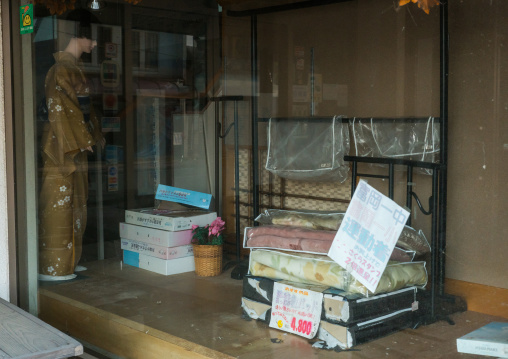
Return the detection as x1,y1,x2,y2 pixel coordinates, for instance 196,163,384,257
39,51,103,277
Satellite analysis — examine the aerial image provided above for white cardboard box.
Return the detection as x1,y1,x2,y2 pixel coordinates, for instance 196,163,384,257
124,208,217,231
457,322,508,358
120,238,193,260
123,250,195,276
119,222,193,247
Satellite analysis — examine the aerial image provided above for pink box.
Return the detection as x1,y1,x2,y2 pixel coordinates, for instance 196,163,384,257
119,222,193,247
120,238,193,260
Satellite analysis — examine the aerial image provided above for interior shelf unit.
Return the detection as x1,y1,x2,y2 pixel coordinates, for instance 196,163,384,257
218,0,463,324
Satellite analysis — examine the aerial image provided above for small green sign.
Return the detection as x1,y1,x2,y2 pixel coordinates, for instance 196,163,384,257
20,4,33,35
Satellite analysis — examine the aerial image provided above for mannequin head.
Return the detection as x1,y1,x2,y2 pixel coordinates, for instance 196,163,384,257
61,9,99,58
67,36,97,57
80,36,97,53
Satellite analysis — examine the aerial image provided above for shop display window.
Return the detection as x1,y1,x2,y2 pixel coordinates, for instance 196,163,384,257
8,0,508,357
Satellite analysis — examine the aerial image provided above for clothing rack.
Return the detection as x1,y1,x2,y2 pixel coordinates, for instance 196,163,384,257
221,1,462,324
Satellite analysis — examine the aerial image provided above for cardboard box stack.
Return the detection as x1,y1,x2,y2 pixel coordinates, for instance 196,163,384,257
121,208,217,275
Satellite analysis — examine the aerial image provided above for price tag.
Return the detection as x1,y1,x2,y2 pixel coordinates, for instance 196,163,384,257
269,282,323,339
412,301,419,311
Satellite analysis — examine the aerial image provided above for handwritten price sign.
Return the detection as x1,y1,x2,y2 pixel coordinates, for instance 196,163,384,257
269,282,323,339
290,317,313,336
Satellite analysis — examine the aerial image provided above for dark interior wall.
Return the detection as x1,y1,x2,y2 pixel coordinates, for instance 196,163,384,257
222,0,508,289
447,0,508,289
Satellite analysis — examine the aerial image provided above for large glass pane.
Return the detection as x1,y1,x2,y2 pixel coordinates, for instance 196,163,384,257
220,0,441,246
31,1,220,281
12,0,508,357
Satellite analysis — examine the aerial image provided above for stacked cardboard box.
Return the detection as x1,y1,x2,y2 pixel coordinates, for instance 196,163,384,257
121,208,217,275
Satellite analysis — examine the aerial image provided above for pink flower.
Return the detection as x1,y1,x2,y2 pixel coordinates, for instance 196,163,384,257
192,224,199,230
207,217,225,237
212,217,225,229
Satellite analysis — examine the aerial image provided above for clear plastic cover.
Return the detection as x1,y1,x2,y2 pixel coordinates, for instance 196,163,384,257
255,209,430,257
350,117,440,174
244,225,416,262
255,209,344,231
248,248,428,296
265,116,350,182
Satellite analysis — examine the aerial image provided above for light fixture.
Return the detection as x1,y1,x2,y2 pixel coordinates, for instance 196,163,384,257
87,0,106,10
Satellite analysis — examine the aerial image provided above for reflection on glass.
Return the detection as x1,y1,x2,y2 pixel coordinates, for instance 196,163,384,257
37,9,104,281
34,2,214,268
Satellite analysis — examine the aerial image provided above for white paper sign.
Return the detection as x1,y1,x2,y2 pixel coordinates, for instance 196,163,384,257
328,180,410,293
292,85,309,102
269,282,323,339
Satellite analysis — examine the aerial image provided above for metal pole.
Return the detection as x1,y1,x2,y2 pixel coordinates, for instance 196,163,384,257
214,99,220,215
351,161,357,198
438,0,449,296
388,163,394,199
431,169,439,320
96,146,104,260
251,15,260,221
310,47,315,116
234,100,241,261
406,166,413,227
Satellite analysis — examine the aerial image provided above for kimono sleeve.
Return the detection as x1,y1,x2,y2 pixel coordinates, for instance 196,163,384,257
45,64,95,161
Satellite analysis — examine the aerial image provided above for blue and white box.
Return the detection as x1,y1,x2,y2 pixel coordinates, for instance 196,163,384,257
123,250,195,276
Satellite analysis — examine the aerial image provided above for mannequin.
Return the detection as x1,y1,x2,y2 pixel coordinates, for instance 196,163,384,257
38,16,105,281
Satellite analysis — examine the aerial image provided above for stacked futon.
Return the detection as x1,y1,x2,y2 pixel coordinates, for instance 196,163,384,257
241,209,430,349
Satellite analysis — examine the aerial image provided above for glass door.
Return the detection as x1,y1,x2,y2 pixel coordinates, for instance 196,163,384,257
13,0,220,313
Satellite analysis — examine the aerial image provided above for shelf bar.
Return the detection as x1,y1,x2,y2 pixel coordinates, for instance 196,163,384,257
251,15,260,223
344,155,444,170
257,116,441,123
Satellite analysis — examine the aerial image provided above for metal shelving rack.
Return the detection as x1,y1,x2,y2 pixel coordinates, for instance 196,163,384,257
224,0,464,324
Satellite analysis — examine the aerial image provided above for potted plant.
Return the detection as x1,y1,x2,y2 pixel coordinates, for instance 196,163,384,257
191,217,225,276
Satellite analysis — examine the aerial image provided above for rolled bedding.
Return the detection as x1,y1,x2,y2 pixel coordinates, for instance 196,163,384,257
248,248,427,297
255,209,431,256
245,225,416,262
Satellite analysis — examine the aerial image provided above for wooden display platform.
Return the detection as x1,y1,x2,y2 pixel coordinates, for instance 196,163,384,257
0,297,83,358
37,258,505,359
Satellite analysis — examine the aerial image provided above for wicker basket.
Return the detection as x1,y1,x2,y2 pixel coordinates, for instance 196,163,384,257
192,244,223,277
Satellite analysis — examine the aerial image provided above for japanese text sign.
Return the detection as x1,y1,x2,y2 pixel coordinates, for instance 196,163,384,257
327,180,409,292
269,282,323,339
155,185,212,210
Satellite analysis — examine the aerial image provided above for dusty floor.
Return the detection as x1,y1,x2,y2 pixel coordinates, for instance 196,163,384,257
39,257,505,359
